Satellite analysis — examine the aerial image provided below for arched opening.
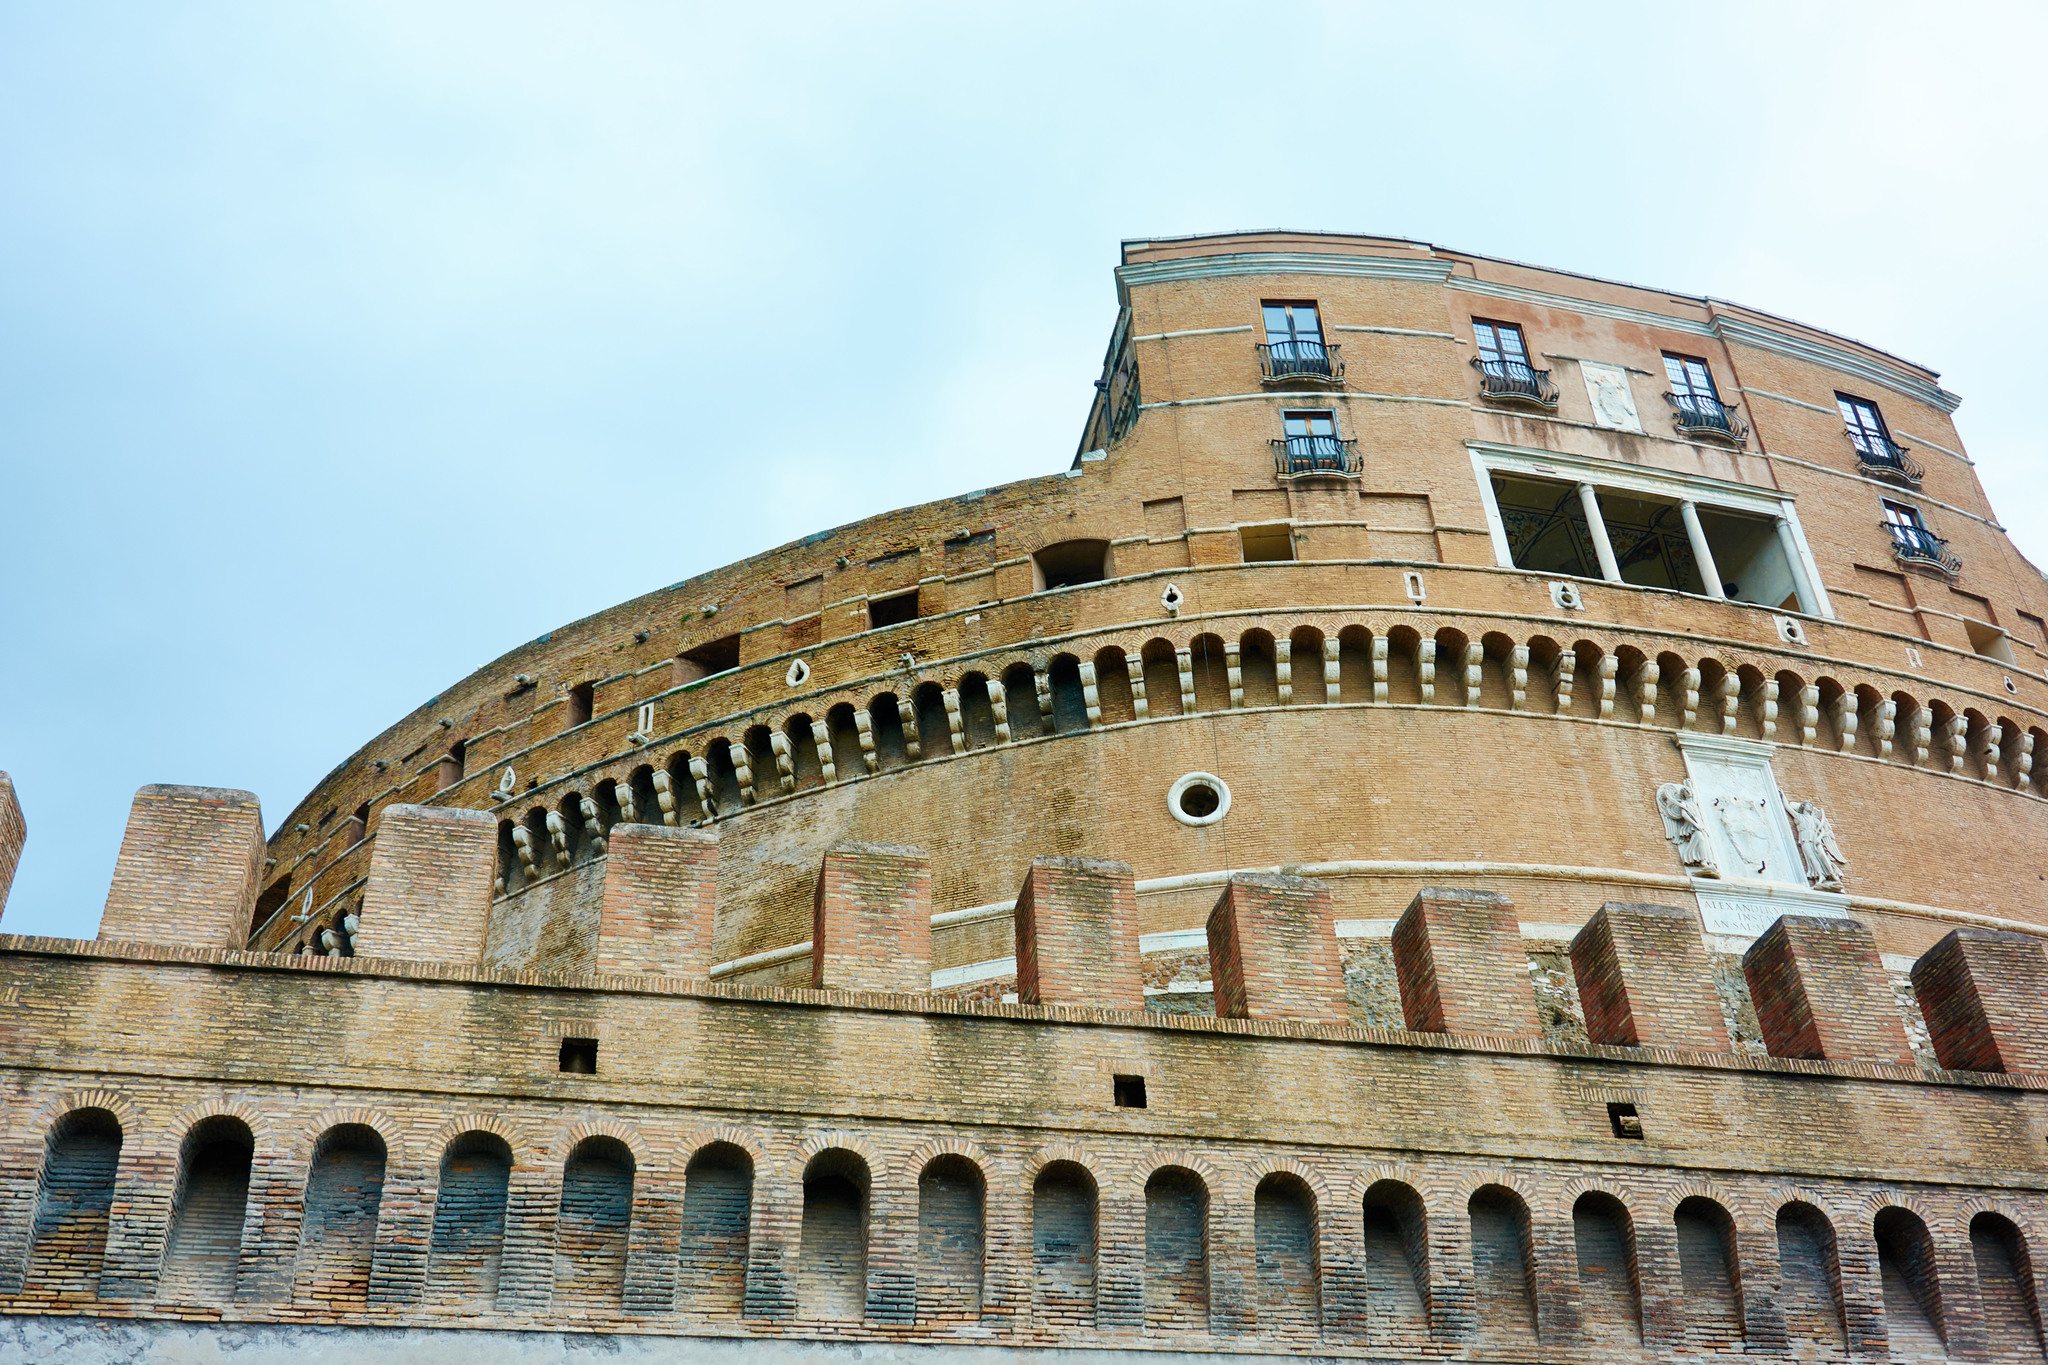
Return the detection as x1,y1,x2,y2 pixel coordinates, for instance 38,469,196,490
554,1136,635,1311
1434,627,1471,706
1875,1206,1946,1357
825,704,864,777
628,764,659,824
1571,1191,1640,1347
1775,1201,1845,1348
556,793,590,865
1854,684,1888,757
1253,1172,1318,1335
1144,1166,1208,1333
1033,1161,1097,1332
1048,655,1090,733
1526,637,1564,714
26,1110,124,1298
250,875,292,940
705,740,746,813
787,715,825,791
955,675,998,749
917,1155,985,1323
800,1149,870,1321
1093,647,1135,725
1361,1179,1428,1340
159,1116,253,1306
1239,630,1279,708
1736,664,1772,738
1003,664,1047,740
1929,700,1962,773
1140,641,1181,718
1654,649,1691,728
1468,1184,1536,1344
1970,1211,2043,1358
1774,670,1810,744
869,695,910,769
1337,625,1373,702
1385,626,1423,705
744,726,779,795
295,1124,387,1309
1815,676,1850,751
1289,626,1328,705
680,1142,753,1317
914,682,952,756
1033,539,1110,590
1696,656,1733,733
425,1131,512,1308
1674,1195,1743,1350
664,752,695,821
436,739,466,792
1189,634,1229,712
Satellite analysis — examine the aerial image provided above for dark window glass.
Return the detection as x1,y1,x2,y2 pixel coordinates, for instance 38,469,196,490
1473,320,1531,367
1839,394,1893,457
1282,410,1337,440
1261,302,1323,347
1663,353,1720,404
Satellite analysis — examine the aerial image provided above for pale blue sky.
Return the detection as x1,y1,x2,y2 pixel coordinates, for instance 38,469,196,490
3,2,2043,938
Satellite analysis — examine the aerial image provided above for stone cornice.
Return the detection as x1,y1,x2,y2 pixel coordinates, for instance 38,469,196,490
1712,314,1962,414
1116,251,1455,292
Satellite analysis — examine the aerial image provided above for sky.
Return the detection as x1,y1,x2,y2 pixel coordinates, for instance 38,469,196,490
2,2,2044,939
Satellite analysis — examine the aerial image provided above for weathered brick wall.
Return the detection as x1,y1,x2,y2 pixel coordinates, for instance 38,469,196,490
423,1133,510,1308
1391,887,1541,1037
355,805,497,963
99,785,263,948
1206,873,1346,1023
0,773,22,922
1911,928,2048,1072
812,842,930,992
156,1117,252,1305
1569,901,1729,1051
1743,914,1913,1064
1013,857,1141,1009
595,823,718,976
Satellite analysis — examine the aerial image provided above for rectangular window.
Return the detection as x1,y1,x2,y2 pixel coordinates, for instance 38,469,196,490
1113,1075,1148,1108
1881,499,1927,543
1839,393,1894,459
1663,353,1721,404
1472,319,1532,369
1239,523,1295,563
1275,409,1349,475
868,589,919,628
1261,300,1323,347
1260,301,1335,381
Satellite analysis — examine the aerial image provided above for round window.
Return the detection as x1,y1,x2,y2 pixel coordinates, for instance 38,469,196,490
1167,772,1231,827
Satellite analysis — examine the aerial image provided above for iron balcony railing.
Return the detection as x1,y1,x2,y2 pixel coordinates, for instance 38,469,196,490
1887,521,1961,575
1665,392,1749,443
1258,340,1344,384
1849,429,1924,485
1272,434,1361,478
1470,356,1559,409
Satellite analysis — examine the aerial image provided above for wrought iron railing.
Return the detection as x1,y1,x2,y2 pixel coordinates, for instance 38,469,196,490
1849,429,1924,485
1665,392,1749,442
1258,340,1344,383
1271,435,1361,478
1470,356,1559,409
1886,521,1961,575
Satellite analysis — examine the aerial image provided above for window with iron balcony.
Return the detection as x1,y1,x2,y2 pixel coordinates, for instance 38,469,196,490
1882,499,1960,576
1258,301,1343,385
1841,394,1922,486
1662,353,1748,443
1272,410,1358,478
1470,319,1557,409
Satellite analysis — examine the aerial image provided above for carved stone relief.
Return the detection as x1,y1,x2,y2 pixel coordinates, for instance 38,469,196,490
1580,360,1643,433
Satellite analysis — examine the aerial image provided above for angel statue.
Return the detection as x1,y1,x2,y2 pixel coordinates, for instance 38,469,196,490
1655,781,1719,878
1786,799,1848,891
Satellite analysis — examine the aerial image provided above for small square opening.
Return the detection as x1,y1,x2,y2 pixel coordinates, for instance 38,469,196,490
868,590,920,628
1607,1102,1643,1139
1113,1074,1147,1108
1239,523,1296,563
559,1037,599,1074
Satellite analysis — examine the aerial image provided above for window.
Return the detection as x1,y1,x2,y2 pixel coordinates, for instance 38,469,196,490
1113,1075,1148,1108
1274,409,1353,475
558,1038,599,1074
1033,539,1109,590
1239,523,1295,563
1607,1103,1644,1139
1881,500,1960,574
1471,319,1557,408
868,589,919,628
1262,301,1323,350
1881,500,1927,543
567,682,595,727
674,634,740,684
1663,353,1744,440
1840,393,1920,481
1259,301,1338,380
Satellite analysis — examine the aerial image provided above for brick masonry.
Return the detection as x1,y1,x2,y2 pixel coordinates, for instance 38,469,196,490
99,785,263,949
1013,856,1142,1010
0,772,21,922
1570,901,1731,1052
1206,872,1346,1023
1742,913,1914,1064
596,822,719,977
354,804,498,963
1911,927,2048,1073
812,841,930,992
1390,887,1541,1037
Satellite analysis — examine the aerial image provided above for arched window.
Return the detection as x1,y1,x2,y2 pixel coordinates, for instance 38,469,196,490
1033,539,1109,590
1969,1211,2043,1357
425,1131,511,1308
296,1124,386,1309
917,1155,984,1323
868,696,910,770
1468,1185,1536,1344
1144,1166,1208,1333
799,1149,869,1320
1253,1172,1318,1335
554,1136,635,1310
1875,1206,1945,1356
25,1108,123,1298
1093,647,1135,724
1188,634,1229,712
1288,627,1327,704
1360,1180,1428,1340
1003,665,1046,740
159,1116,253,1306
1571,1192,1640,1347
1048,656,1090,734
1032,1161,1096,1332
680,1142,752,1316
1140,641,1181,718
1674,1196,1743,1350
914,682,952,756
956,674,999,748
1775,1202,1845,1348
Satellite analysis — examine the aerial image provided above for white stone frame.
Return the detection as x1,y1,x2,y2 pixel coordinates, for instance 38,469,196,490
1468,441,1834,620
1167,772,1231,827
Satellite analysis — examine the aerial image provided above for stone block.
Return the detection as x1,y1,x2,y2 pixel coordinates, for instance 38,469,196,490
1206,872,1346,1022
1013,855,1141,1009
1390,886,1540,1037
1743,914,1912,1064
355,804,497,964
596,823,719,977
1570,901,1729,1051
1911,928,2048,1073
99,785,264,949
812,841,930,992
0,771,21,921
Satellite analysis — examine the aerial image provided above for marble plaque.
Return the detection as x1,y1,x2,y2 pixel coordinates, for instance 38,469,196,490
1581,360,1643,433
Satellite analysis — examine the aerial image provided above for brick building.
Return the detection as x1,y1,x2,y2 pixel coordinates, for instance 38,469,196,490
3,230,2048,1361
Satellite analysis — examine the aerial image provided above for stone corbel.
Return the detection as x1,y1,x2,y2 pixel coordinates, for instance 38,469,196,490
1369,637,1387,703
1982,721,2004,781
615,783,638,823
581,796,607,856
511,823,539,881
1225,644,1244,709
1716,673,1739,735
1947,714,1968,774
1908,706,1932,767
1596,655,1617,720
1125,654,1149,719
1076,664,1102,728
1032,672,1054,732
652,768,679,826
1798,685,1820,747
943,688,969,752
1508,646,1528,711
2017,730,2036,786
1175,648,1196,714
546,809,569,867
1875,699,1897,759
1323,637,1343,700
1417,639,1436,704
1274,639,1293,705
1556,649,1576,713
898,696,922,760
769,732,796,794
1678,667,1700,730
814,728,837,783
1758,678,1779,739
729,744,757,805
1832,693,1858,753
1637,660,1659,725
986,689,1011,744
687,756,717,820
1462,642,1483,708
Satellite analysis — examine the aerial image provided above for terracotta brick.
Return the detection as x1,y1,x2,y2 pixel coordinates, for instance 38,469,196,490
1570,900,1730,1051
1911,928,2048,1073
0,771,21,921
1205,872,1345,1022
99,784,264,949
811,841,930,992
354,804,497,963
1743,914,1913,1064
1013,855,1141,1009
1390,886,1539,1037
597,823,719,976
